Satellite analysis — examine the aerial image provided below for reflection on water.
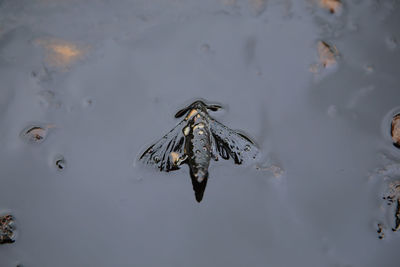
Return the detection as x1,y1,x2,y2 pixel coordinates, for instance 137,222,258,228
34,38,88,69
0,0,400,266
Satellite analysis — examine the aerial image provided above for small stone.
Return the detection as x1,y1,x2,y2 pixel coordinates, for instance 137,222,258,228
0,214,16,244
391,114,400,148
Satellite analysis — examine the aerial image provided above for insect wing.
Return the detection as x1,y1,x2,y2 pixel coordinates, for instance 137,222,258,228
208,117,259,165
139,120,186,172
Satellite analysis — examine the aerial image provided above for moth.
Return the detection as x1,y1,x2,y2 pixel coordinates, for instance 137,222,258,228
139,100,259,202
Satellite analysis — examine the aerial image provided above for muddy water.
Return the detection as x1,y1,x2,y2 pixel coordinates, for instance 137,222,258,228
0,0,399,266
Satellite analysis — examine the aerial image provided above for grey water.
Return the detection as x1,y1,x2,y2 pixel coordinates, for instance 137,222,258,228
1,0,400,266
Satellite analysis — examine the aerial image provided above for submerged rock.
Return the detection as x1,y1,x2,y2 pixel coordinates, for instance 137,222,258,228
0,214,16,244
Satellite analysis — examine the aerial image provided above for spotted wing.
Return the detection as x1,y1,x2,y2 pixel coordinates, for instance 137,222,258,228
208,118,259,165
139,120,186,172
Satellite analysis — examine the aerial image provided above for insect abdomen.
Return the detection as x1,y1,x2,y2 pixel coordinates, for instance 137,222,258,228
185,117,211,181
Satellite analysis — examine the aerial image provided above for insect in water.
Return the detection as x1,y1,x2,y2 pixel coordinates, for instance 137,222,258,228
139,100,259,202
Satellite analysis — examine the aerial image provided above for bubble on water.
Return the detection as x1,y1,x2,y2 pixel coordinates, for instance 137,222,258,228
0,214,16,244
244,145,251,151
154,156,160,163
54,155,66,171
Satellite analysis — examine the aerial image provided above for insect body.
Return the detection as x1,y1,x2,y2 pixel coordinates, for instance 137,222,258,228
139,100,259,202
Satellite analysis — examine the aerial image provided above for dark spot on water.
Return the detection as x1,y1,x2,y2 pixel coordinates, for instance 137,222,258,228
54,155,66,171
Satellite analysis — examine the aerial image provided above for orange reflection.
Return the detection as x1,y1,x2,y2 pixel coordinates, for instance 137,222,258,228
35,38,87,69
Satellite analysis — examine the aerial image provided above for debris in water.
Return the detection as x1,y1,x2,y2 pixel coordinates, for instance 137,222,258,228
83,98,94,108
319,0,342,14
0,214,16,244
394,199,400,232
54,155,66,171
383,181,400,232
391,114,400,148
376,223,385,239
20,124,55,144
317,41,338,68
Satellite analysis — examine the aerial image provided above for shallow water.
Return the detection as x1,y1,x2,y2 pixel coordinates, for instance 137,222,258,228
0,0,400,266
